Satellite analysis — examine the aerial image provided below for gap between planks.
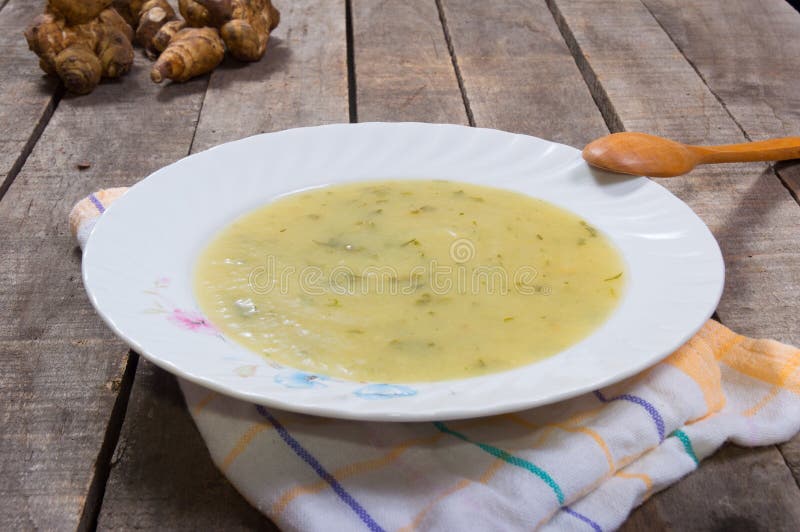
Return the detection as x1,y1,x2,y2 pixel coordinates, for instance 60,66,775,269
543,0,623,134
71,79,213,532
545,0,799,208
639,0,752,141
77,352,140,532
345,0,358,122
636,0,799,207
81,85,214,529
186,77,212,155
434,0,475,127
0,0,64,201
0,85,64,203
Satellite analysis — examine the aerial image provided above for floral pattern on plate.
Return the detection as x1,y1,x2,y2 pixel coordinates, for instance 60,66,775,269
143,278,222,338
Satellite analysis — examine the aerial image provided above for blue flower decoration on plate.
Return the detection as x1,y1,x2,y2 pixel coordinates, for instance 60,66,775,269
274,371,329,389
354,383,417,399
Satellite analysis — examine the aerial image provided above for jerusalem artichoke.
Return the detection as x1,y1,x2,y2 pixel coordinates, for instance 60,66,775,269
49,0,112,25
178,0,279,61
152,19,187,54
151,27,224,83
28,0,282,93
113,0,181,57
111,0,138,25
25,7,135,94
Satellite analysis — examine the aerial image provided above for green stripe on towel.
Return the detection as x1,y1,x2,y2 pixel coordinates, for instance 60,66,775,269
433,422,565,504
671,429,699,465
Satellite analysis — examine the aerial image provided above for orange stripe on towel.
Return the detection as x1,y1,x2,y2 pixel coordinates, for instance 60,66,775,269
695,321,800,392
719,337,800,393
555,423,615,472
616,470,653,499
398,460,505,532
192,390,218,414
743,354,800,416
398,479,472,532
505,413,615,472
696,320,744,358
271,432,445,517
663,336,725,416
221,421,273,471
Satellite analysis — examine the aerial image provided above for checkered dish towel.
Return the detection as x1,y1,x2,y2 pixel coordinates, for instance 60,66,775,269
72,189,800,532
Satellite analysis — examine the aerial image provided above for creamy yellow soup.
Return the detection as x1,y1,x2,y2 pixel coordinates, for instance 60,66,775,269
194,180,625,382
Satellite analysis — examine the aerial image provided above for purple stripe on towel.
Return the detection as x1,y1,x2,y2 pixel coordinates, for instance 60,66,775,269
594,390,666,442
88,193,105,214
562,506,603,532
255,405,385,532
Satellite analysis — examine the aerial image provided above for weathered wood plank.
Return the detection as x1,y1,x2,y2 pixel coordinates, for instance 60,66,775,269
97,1,349,529
641,0,800,201
351,0,466,124
0,33,210,532
439,0,608,147
191,0,349,152
0,0,60,196
96,361,274,531
546,0,800,527
622,444,800,531
780,436,800,487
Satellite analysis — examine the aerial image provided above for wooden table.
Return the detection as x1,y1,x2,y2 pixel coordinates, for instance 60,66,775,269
2,0,799,529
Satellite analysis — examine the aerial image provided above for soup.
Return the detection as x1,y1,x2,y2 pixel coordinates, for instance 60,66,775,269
194,180,625,382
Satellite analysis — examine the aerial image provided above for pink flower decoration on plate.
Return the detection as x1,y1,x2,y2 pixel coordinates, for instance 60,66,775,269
168,309,218,334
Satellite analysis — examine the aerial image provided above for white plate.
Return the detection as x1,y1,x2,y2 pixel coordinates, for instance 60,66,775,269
83,123,724,421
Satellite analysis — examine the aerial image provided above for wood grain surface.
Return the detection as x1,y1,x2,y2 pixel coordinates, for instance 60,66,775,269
192,0,349,153
440,0,608,147
95,361,275,531
0,0,59,196
351,0,466,124
624,443,800,531
441,0,608,146
641,0,800,199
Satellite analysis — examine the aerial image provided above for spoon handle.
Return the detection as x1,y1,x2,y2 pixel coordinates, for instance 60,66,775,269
690,137,800,164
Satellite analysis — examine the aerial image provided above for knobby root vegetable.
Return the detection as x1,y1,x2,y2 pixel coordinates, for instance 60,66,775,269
49,0,112,25
135,0,179,56
152,19,187,54
25,7,135,94
178,0,279,61
29,0,281,93
150,27,224,83
111,0,137,25
113,0,181,57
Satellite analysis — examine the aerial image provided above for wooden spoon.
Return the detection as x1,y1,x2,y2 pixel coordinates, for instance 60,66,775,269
583,132,800,177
